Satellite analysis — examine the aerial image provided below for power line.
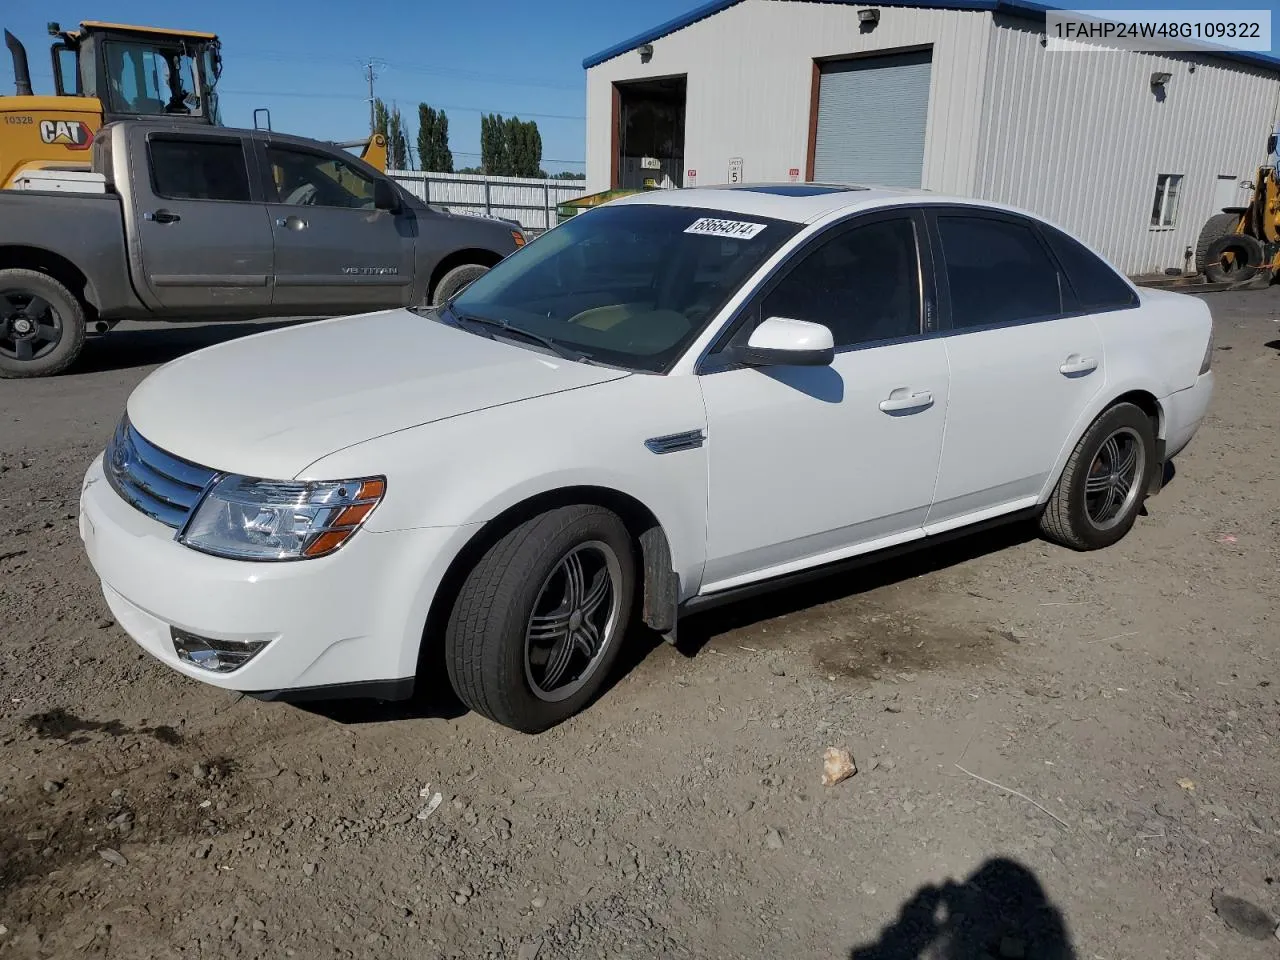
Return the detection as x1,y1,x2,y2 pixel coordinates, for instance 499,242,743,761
219,88,585,121
236,48,582,92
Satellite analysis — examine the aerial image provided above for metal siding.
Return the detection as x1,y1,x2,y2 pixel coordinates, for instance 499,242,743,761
976,14,1280,275
814,50,933,187
585,0,990,195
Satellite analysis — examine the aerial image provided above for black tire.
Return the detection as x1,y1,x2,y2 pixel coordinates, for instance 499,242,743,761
0,268,86,379
445,505,636,733
1040,402,1156,551
1203,232,1264,284
431,263,490,306
1194,213,1241,276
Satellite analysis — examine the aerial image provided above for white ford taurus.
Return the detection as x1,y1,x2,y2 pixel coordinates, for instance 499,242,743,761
79,184,1215,732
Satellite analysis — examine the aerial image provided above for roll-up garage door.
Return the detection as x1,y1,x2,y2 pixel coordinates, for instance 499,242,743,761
812,48,932,188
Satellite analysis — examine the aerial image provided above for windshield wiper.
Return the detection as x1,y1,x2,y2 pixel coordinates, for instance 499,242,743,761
446,308,594,364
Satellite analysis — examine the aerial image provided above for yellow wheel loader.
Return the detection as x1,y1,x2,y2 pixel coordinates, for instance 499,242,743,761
1,20,222,189
1194,131,1280,286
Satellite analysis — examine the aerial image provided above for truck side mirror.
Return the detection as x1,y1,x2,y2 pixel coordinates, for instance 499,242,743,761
373,179,399,212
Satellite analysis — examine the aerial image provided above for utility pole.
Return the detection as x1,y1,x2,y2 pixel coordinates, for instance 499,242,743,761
365,60,377,135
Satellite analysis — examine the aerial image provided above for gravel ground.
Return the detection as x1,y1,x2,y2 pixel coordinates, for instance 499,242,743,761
1,297,1278,960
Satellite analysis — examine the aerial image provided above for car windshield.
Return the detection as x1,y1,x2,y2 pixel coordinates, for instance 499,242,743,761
446,203,801,372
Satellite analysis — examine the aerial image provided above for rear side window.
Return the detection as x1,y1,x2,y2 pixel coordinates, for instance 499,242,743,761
936,215,1062,328
1042,225,1139,311
149,138,251,202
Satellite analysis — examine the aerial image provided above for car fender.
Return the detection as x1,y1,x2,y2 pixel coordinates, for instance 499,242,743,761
303,372,711,599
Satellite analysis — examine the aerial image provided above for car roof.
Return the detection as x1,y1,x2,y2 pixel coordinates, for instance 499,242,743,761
607,182,1051,226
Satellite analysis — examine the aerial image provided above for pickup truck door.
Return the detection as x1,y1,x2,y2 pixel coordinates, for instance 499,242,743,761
127,133,274,311
255,142,416,309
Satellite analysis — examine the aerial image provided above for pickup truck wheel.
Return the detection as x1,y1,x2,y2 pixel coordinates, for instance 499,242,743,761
431,263,489,305
0,269,86,379
445,505,636,733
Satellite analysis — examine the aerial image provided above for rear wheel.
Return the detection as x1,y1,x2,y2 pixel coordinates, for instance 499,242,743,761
0,269,86,379
431,263,490,306
1194,213,1241,277
1040,402,1155,551
444,505,636,733
1203,232,1265,284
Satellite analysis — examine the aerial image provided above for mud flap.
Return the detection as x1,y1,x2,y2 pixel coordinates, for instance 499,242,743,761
638,526,679,645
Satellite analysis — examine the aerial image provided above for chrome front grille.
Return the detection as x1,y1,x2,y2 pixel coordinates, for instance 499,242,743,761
104,417,218,529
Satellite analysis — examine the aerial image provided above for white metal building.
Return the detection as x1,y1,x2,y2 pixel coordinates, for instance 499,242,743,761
582,0,1280,275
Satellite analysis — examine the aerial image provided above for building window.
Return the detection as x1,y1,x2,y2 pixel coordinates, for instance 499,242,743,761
1150,174,1183,229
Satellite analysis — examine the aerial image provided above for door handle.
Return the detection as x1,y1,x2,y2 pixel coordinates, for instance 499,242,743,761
144,209,181,224
879,389,934,414
1059,355,1098,376
275,216,308,231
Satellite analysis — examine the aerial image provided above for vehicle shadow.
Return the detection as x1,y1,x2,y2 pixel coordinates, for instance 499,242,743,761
676,520,1038,657
294,671,467,726
73,318,315,374
1265,338,1280,353
849,857,1077,959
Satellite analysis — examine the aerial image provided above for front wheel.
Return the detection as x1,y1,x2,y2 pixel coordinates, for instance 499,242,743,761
444,505,636,733
431,263,490,306
0,268,86,378
1039,402,1156,551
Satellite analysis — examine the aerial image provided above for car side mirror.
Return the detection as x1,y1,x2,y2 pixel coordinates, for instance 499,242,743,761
731,316,835,367
373,179,400,212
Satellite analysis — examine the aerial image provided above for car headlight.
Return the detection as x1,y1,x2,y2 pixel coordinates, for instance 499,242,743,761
178,475,386,561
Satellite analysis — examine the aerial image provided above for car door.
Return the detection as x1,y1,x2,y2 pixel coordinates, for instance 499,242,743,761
923,207,1106,532
129,133,273,311
697,210,950,593
257,142,415,309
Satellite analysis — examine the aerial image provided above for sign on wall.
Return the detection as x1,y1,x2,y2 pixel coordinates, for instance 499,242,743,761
728,157,743,184
687,168,697,187
788,167,800,182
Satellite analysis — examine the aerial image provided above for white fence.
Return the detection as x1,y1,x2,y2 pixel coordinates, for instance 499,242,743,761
388,170,588,233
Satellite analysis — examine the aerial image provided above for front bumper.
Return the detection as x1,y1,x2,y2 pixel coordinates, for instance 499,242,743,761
79,454,477,697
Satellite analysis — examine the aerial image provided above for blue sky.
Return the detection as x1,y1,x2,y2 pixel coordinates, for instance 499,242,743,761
5,0,1278,174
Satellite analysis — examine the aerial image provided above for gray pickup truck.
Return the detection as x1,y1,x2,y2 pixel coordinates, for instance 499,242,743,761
0,121,524,377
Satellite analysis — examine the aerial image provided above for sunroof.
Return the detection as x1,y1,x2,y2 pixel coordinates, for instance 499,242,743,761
729,184,867,196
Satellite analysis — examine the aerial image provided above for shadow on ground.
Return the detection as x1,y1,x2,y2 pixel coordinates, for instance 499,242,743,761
849,857,1076,960
73,319,313,374
678,520,1038,656
1265,339,1280,353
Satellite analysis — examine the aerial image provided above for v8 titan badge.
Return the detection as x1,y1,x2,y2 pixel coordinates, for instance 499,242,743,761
39,119,94,151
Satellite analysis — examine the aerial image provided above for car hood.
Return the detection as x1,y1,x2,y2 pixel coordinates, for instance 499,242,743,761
126,309,630,479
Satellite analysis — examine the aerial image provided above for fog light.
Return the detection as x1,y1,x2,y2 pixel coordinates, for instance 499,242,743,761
171,627,269,674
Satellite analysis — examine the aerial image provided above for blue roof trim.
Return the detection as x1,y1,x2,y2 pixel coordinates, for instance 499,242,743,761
582,0,1280,72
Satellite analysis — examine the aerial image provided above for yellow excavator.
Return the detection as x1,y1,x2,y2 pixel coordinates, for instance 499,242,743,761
1,20,226,188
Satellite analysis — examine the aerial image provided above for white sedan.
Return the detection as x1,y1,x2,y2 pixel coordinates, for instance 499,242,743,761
79,184,1215,732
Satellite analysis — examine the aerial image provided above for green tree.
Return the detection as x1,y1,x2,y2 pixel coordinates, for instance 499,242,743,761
480,113,542,177
373,98,412,169
416,104,453,173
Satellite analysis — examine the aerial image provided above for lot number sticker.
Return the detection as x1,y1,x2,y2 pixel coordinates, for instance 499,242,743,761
684,217,767,240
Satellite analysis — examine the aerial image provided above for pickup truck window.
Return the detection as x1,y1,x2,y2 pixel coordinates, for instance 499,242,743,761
149,138,252,203
265,147,378,209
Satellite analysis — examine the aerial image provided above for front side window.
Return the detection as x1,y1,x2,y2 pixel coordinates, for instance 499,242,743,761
936,215,1062,329
148,138,250,202
266,147,378,208
1151,174,1183,228
103,41,202,118
448,204,801,372
761,217,921,347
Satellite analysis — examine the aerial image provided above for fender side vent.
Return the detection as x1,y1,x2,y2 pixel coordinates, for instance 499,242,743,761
645,430,705,455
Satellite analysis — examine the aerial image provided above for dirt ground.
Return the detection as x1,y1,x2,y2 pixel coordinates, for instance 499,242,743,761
1,296,1278,960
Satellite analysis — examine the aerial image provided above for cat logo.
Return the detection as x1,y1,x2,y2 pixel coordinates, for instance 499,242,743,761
38,119,94,151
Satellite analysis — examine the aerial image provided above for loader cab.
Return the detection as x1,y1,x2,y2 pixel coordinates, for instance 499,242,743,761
49,21,222,125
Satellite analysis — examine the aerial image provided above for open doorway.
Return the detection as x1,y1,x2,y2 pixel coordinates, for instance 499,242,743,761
613,75,686,190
